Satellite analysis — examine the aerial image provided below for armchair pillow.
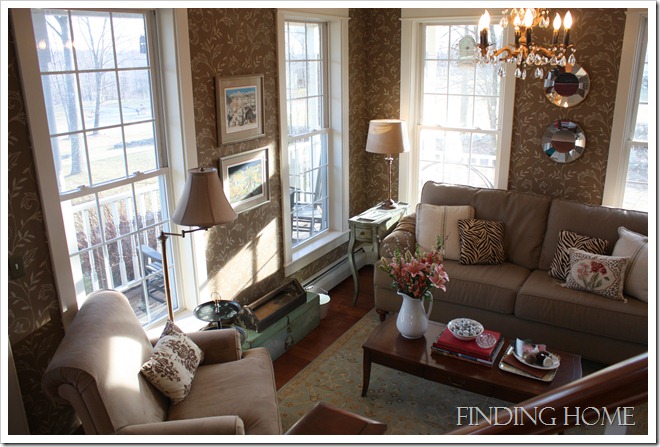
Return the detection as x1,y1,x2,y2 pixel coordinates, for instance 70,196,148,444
548,230,608,280
416,204,475,260
612,226,648,303
141,321,204,404
564,248,629,301
457,218,505,265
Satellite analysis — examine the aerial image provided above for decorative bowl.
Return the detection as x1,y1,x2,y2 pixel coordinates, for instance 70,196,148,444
447,318,484,340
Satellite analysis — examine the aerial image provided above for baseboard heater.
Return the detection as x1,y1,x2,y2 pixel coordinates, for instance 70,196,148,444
302,248,368,293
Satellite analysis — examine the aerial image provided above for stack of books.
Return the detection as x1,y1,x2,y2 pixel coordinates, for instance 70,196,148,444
432,328,505,366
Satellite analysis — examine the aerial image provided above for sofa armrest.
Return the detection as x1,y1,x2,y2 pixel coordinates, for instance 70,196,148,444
380,213,417,258
186,329,242,365
115,415,245,435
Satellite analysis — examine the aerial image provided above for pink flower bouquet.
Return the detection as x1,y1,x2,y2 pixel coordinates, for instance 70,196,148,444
378,238,448,301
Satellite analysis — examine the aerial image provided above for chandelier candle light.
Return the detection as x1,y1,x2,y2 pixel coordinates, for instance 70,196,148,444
476,8,575,80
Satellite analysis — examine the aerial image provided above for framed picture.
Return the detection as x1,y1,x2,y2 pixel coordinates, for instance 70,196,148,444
219,147,269,214
216,74,265,144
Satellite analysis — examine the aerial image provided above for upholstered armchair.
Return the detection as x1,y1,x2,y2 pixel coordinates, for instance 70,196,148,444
42,290,282,435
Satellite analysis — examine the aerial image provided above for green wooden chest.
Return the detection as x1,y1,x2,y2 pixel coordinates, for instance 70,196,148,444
241,292,320,360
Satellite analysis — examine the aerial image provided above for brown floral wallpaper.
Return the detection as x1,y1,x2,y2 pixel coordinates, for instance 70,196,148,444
7,20,78,434
508,9,626,204
349,9,402,216
7,7,630,435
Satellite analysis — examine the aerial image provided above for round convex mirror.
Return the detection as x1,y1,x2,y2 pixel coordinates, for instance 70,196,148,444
541,120,586,163
544,64,590,108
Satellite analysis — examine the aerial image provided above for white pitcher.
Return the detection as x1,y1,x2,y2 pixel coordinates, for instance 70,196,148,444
396,291,433,339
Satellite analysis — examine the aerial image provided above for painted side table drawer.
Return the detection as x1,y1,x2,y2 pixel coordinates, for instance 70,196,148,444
355,227,373,242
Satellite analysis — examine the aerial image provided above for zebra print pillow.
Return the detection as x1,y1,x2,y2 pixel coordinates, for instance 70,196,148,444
458,219,505,265
548,230,609,280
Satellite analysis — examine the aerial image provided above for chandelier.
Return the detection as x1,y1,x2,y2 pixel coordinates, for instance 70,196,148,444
476,8,575,80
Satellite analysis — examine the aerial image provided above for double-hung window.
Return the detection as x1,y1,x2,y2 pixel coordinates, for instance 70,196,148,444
604,11,651,212
400,13,515,203
13,9,196,327
277,10,349,275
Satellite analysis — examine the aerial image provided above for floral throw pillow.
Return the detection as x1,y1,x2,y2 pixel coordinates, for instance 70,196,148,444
548,230,609,280
141,321,204,404
564,248,630,301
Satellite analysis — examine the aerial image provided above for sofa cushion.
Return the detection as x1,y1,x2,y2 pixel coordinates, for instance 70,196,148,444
612,226,648,303
141,321,204,404
168,348,282,435
539,199,648,270
564,249,629,301
547,230,608,280
432,260,530,315
458,218,505,265
416,204,474,259
516,270,647,344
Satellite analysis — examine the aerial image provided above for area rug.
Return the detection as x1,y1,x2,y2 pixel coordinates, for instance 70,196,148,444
277,309,648,437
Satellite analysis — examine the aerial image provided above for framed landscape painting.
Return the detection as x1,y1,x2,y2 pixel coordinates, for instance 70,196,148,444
219,147,269,214
216,74,265,144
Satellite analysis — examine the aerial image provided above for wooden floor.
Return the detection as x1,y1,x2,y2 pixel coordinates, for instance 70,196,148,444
273,265,375,389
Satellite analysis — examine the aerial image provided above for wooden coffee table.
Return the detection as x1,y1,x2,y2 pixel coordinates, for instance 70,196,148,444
362,317,582,403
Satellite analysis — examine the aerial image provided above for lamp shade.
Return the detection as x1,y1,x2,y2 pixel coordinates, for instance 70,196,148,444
171,167,237,228
365,119,410,155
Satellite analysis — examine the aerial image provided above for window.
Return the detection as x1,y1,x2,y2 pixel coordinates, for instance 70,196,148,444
13,9,197,327
277,10,349,275
604,11,651,212
399,13,515,203
285,21,329,246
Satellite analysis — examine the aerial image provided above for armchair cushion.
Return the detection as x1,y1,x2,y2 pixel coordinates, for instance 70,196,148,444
141,321,204,404
187,328,242,365
115,415,245,435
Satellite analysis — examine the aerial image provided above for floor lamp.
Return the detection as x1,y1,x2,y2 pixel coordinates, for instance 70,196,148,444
159,167,237,321
365,119,410,209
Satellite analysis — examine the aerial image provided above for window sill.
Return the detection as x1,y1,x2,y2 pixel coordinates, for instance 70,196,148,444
285,230,350,276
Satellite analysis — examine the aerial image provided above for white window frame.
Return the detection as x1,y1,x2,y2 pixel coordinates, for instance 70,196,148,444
399,9,515,207
277,9,349,276
11,9,203,329
603,8,654,210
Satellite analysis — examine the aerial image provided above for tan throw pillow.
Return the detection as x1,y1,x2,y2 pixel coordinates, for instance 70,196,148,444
548,230,608,280
416,204,475,260
612,226,648,303
141,321,204,404
457,218,505,265
564,248,629,301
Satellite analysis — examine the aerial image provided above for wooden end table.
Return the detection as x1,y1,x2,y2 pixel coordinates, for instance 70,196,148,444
348,203,408,306
362,317,582,403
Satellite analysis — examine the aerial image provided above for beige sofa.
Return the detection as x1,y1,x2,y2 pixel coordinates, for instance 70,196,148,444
374,182,648,365
42,290,282,435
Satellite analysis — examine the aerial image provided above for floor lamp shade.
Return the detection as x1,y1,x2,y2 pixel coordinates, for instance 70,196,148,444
171,167,237,228
365,119,410,155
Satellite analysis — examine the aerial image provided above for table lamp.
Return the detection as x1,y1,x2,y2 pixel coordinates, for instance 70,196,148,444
365,119,410,209
159,167,237,321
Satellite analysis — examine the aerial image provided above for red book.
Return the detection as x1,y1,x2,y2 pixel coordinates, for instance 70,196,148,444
433,328,503,361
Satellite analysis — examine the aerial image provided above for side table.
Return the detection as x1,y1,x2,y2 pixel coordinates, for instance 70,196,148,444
348,202,408,305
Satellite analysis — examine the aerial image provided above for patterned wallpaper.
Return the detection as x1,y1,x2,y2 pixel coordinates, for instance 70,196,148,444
7,20,78,434
349,9,402,216
7,7,628,434
508,9,626,204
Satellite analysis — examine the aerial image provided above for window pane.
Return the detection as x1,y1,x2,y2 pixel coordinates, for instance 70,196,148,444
287,22,307,60
623,144,648,211
424,60,448,94
99,184,136,240
448,61,475,95
125,122,157,174
33,9,73,73
447,95,474,128
71,11,115,71
41,73,83,135
306,23,322,59
135,176,167,230
288,61,307,98
474,96,499,130
113,13,149,69
79,71,120,130
425,25,450,60
119,69,153,123
67,193,101,252
52,133,89,192
288,98,308,135
422,94,447,126
87,127,127,184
